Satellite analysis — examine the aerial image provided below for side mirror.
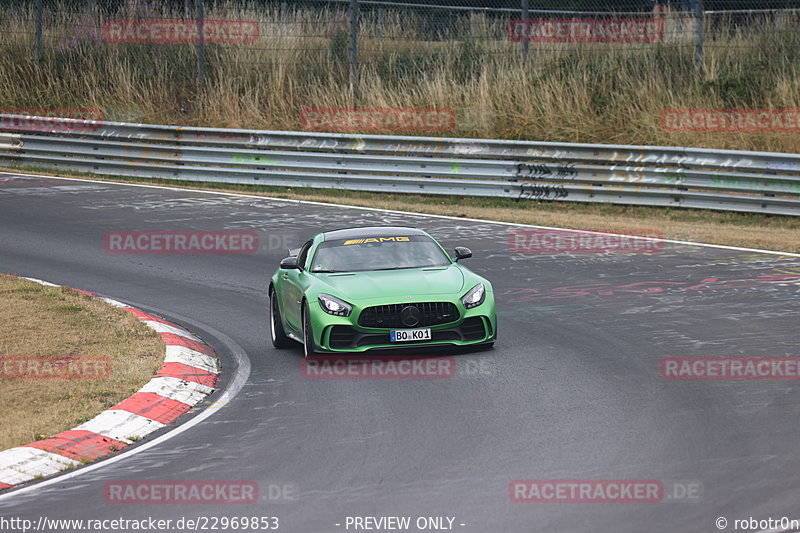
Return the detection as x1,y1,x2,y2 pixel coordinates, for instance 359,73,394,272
280,256,299,269
454,246,472,262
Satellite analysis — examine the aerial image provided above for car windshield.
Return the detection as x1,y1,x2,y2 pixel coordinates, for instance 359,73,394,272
310,235,451,273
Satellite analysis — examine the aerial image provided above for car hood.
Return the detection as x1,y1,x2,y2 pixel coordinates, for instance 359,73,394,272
318,265,466,301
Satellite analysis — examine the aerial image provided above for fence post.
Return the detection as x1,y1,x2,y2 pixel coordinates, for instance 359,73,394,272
377,7,384,40
34,0,42,61
184,0,190,20
694,0,704,70
197,0,205,89
521,0,529,60
349,0,359,97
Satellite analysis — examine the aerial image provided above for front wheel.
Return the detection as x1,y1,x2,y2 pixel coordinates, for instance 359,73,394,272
270,288,292,348
302,303,318,358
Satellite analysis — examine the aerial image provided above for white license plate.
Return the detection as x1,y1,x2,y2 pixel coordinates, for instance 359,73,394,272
390,328,432,342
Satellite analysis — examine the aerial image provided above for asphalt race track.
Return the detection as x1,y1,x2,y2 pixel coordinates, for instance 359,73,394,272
1,172,800,532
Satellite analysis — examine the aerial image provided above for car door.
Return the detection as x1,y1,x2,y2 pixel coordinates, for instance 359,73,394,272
281,239,313,334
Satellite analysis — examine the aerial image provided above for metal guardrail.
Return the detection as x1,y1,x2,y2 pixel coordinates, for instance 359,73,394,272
1,114,800,216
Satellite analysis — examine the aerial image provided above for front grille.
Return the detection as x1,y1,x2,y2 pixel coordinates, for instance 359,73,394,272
358,302,459,328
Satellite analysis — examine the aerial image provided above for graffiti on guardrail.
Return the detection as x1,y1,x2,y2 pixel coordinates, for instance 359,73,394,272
517,183,568,200
231,154,279,165
3,117,800,215
663,173,687,186
556,164,578,179
709,175,800,194
514,163,578,181
515,163,551,178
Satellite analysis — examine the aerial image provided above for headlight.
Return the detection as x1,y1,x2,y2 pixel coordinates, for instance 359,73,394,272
461,283,486,309
318,293,352,317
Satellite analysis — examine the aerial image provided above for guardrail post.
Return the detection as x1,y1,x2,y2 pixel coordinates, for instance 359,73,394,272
34,0,42,61
521,0,529,60
694,0,704,70
196,0,205,89
349,0,359,97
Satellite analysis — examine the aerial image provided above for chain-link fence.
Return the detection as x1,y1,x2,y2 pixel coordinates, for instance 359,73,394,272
1,1,800,150
5,1,799,79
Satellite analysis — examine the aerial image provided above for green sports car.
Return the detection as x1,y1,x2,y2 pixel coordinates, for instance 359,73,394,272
269,226,497,356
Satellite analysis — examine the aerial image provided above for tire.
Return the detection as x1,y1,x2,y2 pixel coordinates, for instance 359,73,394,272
302,302,318,358
270,287,292,348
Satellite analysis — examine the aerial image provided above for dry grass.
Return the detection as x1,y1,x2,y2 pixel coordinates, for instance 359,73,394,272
0,276,164,452
1,3,800,152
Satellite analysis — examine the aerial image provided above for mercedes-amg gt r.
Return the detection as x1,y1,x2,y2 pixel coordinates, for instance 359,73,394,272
269,226,496,356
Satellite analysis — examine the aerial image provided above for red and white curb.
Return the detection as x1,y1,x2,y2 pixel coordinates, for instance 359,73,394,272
0,276,220,491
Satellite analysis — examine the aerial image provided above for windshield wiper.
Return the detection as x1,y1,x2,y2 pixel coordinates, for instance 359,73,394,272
312,269,341,273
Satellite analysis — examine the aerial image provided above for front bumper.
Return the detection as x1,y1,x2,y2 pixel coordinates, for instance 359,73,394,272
310,298,497,353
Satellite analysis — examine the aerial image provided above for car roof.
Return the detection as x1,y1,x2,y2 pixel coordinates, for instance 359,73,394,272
321,226,427,241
